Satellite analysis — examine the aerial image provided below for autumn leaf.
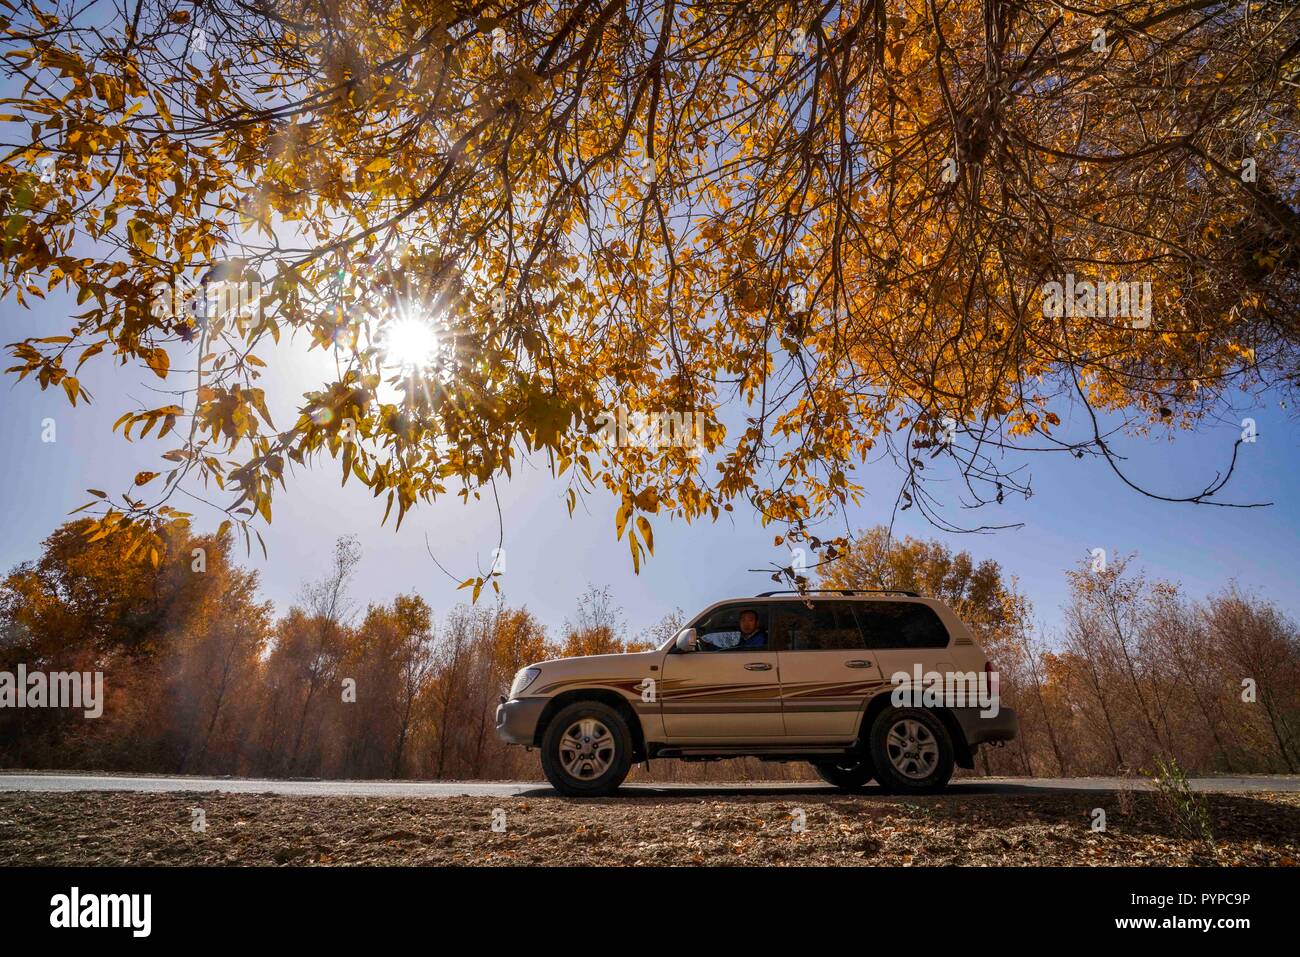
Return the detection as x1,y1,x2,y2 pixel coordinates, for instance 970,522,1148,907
126,219,155,257
144,348,169,379
635,515,654,556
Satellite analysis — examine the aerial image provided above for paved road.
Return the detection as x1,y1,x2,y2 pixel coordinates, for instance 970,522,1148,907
1,771,1297,798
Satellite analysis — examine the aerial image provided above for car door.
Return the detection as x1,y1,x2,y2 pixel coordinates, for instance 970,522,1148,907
660,603,784,739
774,599,885,741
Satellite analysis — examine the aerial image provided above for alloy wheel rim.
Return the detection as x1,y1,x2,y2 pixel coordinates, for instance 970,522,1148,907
558,718,615,780
886,719,938,779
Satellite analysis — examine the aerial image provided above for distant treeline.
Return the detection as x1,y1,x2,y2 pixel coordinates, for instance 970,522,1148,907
1,522,1296,781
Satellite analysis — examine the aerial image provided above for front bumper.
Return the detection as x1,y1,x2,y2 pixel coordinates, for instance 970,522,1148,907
952,706,1019,747
495,696,548,746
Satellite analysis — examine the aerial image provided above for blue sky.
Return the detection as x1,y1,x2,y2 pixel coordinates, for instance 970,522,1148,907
3,286,1298,643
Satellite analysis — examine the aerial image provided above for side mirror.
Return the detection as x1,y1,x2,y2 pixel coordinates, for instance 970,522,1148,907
674,628,699,653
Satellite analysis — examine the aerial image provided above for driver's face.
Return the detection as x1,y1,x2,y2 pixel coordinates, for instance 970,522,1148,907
739,612,759,635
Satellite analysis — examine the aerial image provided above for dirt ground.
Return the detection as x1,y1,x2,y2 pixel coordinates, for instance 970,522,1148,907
2,789,1297,866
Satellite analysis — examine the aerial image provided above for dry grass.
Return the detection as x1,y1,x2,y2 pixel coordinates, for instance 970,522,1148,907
1,788,1298,866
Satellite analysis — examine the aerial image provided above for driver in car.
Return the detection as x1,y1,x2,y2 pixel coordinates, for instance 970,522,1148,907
735,609,768,649
702,609,768,650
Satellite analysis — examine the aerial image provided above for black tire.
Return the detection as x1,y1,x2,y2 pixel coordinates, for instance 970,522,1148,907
540,700,633,797
868,707,954,794
811,757,875,791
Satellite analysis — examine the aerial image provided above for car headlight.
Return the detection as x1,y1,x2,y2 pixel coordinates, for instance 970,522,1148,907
510,667,541,698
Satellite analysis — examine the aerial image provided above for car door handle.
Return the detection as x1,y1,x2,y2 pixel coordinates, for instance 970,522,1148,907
744,662,772,671
845,659,872,668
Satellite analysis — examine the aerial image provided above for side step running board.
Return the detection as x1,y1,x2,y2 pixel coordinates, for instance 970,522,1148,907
652,746,854,761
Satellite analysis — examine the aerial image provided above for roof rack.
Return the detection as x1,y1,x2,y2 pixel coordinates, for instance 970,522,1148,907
755,588,921,598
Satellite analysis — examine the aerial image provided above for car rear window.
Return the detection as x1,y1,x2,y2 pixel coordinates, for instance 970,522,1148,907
854,601,950,649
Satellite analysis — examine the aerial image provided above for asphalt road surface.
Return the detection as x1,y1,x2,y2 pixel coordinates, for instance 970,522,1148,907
2,771,1297,798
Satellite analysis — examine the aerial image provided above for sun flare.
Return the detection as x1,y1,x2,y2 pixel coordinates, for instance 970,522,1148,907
382,316,439,371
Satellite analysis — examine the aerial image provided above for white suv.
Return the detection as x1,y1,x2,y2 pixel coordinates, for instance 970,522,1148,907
497,590,1018,796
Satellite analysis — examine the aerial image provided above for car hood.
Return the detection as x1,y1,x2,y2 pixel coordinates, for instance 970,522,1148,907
525,649,664,688
530,650,660,670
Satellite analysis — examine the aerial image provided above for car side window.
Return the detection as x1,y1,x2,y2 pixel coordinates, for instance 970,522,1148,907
773,602,864,650
854,601,950,649
694,606,771,651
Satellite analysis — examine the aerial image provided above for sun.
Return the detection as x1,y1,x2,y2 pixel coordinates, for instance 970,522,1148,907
381,315,439,371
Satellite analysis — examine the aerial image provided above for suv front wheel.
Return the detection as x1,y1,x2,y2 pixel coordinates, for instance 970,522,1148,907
868,707,954,794
540,701,634,797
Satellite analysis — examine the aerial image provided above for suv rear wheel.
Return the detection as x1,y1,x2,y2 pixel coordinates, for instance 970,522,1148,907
540,701,633,797
868,707,954,794
811,757,875,791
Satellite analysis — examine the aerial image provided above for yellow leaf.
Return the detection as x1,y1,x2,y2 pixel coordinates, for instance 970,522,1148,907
145,348,169,379
127,219,156,257
636,515,654,555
